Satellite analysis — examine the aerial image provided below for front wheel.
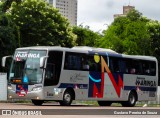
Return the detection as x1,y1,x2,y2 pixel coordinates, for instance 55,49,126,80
59,90,73,106
32,100,44,106
121,91,137,107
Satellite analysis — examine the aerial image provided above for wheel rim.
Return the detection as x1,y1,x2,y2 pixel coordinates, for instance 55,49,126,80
129,94,135,104
64,93,71,103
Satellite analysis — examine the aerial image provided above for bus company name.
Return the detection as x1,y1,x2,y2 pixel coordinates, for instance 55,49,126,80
70,73,86,82
135,77,156,87
16,52,40,58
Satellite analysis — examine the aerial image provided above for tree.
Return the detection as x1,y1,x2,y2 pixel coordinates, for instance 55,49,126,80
147,20,160,59
73,25,101,46
146,20,160,85
98,9,151,55
9,0,76,47
1,0,21,12
0,10,17,71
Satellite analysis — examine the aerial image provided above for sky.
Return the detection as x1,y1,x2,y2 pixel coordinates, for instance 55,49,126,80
77,0,160,32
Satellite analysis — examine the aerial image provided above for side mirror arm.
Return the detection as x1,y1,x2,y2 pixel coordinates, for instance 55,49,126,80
40,56,48,68
2,56,13,67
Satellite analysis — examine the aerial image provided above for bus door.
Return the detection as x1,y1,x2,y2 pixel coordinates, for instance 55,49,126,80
43,51,63,98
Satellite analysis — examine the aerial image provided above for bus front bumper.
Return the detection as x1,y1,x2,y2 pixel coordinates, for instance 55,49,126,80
8,89,44,100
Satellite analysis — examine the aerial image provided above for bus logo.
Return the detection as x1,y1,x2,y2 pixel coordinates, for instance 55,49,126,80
88,54,123,98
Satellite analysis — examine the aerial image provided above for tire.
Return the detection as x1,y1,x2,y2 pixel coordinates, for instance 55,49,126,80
32,100,44,106
59,90,73,106
121,91,137,107
98,101,112,106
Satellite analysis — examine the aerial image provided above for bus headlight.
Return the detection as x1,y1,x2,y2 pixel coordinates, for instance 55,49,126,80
32,87,42,91
8,85,13,90
54,88,61,95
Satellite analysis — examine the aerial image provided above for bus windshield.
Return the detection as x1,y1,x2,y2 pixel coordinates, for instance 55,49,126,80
9,50,46,84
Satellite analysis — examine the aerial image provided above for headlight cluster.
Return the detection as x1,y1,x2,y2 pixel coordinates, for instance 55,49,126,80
32,87,42,91
54,88,61,95
54,88,61,92
8,85,13,90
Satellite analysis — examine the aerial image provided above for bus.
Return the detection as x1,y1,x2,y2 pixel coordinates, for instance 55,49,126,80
2,46,158,107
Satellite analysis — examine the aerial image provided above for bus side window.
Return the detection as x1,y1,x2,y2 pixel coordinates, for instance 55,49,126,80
150,68,156,76
130,68,136,74
139,60,156,76
125,59,137,74
119,60,126,73
149,61,156,76
142,61,150,75
109,57,120,73
64,52,82,70
82,60,89,70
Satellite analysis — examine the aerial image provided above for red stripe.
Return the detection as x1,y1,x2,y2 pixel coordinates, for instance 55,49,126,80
108,73,123,97
92,73,105,98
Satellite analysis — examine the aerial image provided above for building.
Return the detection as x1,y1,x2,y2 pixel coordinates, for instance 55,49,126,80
46,0,77,26
114,5,135,19
123,5,135,15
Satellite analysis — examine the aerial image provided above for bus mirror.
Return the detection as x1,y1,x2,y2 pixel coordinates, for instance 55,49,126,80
2,56,12,67
40,56,48,68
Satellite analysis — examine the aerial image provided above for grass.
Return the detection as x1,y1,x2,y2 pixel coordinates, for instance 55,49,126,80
0,99,31,103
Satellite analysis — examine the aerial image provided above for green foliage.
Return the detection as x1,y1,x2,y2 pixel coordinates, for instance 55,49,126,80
126,9,142,21
1,0,160,73
73,25,101,46
0,0,77,71
9,0,76,47
99,9,151,55
1,0,21,12
147,20,160,59
0,12,17,71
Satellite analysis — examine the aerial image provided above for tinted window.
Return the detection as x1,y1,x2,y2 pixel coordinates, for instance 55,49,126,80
64,52,105,72
109,56,156,76
44,51,63,86
109,57,120,73
64,52,85,70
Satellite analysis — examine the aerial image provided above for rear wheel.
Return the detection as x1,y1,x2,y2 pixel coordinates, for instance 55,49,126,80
98,101,112,106
32,100,44,106
121,91,137,107
59,90,73,106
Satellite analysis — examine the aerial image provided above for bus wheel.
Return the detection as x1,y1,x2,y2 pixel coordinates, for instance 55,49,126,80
60,90,73,106
32,100,44,106
121,91,137,107
97,101,112,106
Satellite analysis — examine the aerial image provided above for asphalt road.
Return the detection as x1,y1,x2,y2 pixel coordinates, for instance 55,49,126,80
0,102,160,118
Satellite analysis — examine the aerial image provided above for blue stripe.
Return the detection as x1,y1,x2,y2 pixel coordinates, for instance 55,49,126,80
89,75,101,83
59,83,88,89
124,86,157,92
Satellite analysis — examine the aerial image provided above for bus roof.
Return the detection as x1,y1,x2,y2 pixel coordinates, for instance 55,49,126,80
16,46,66,51
16,46,157,61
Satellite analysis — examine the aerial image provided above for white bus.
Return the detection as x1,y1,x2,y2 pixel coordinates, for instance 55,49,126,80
2,46,158,107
